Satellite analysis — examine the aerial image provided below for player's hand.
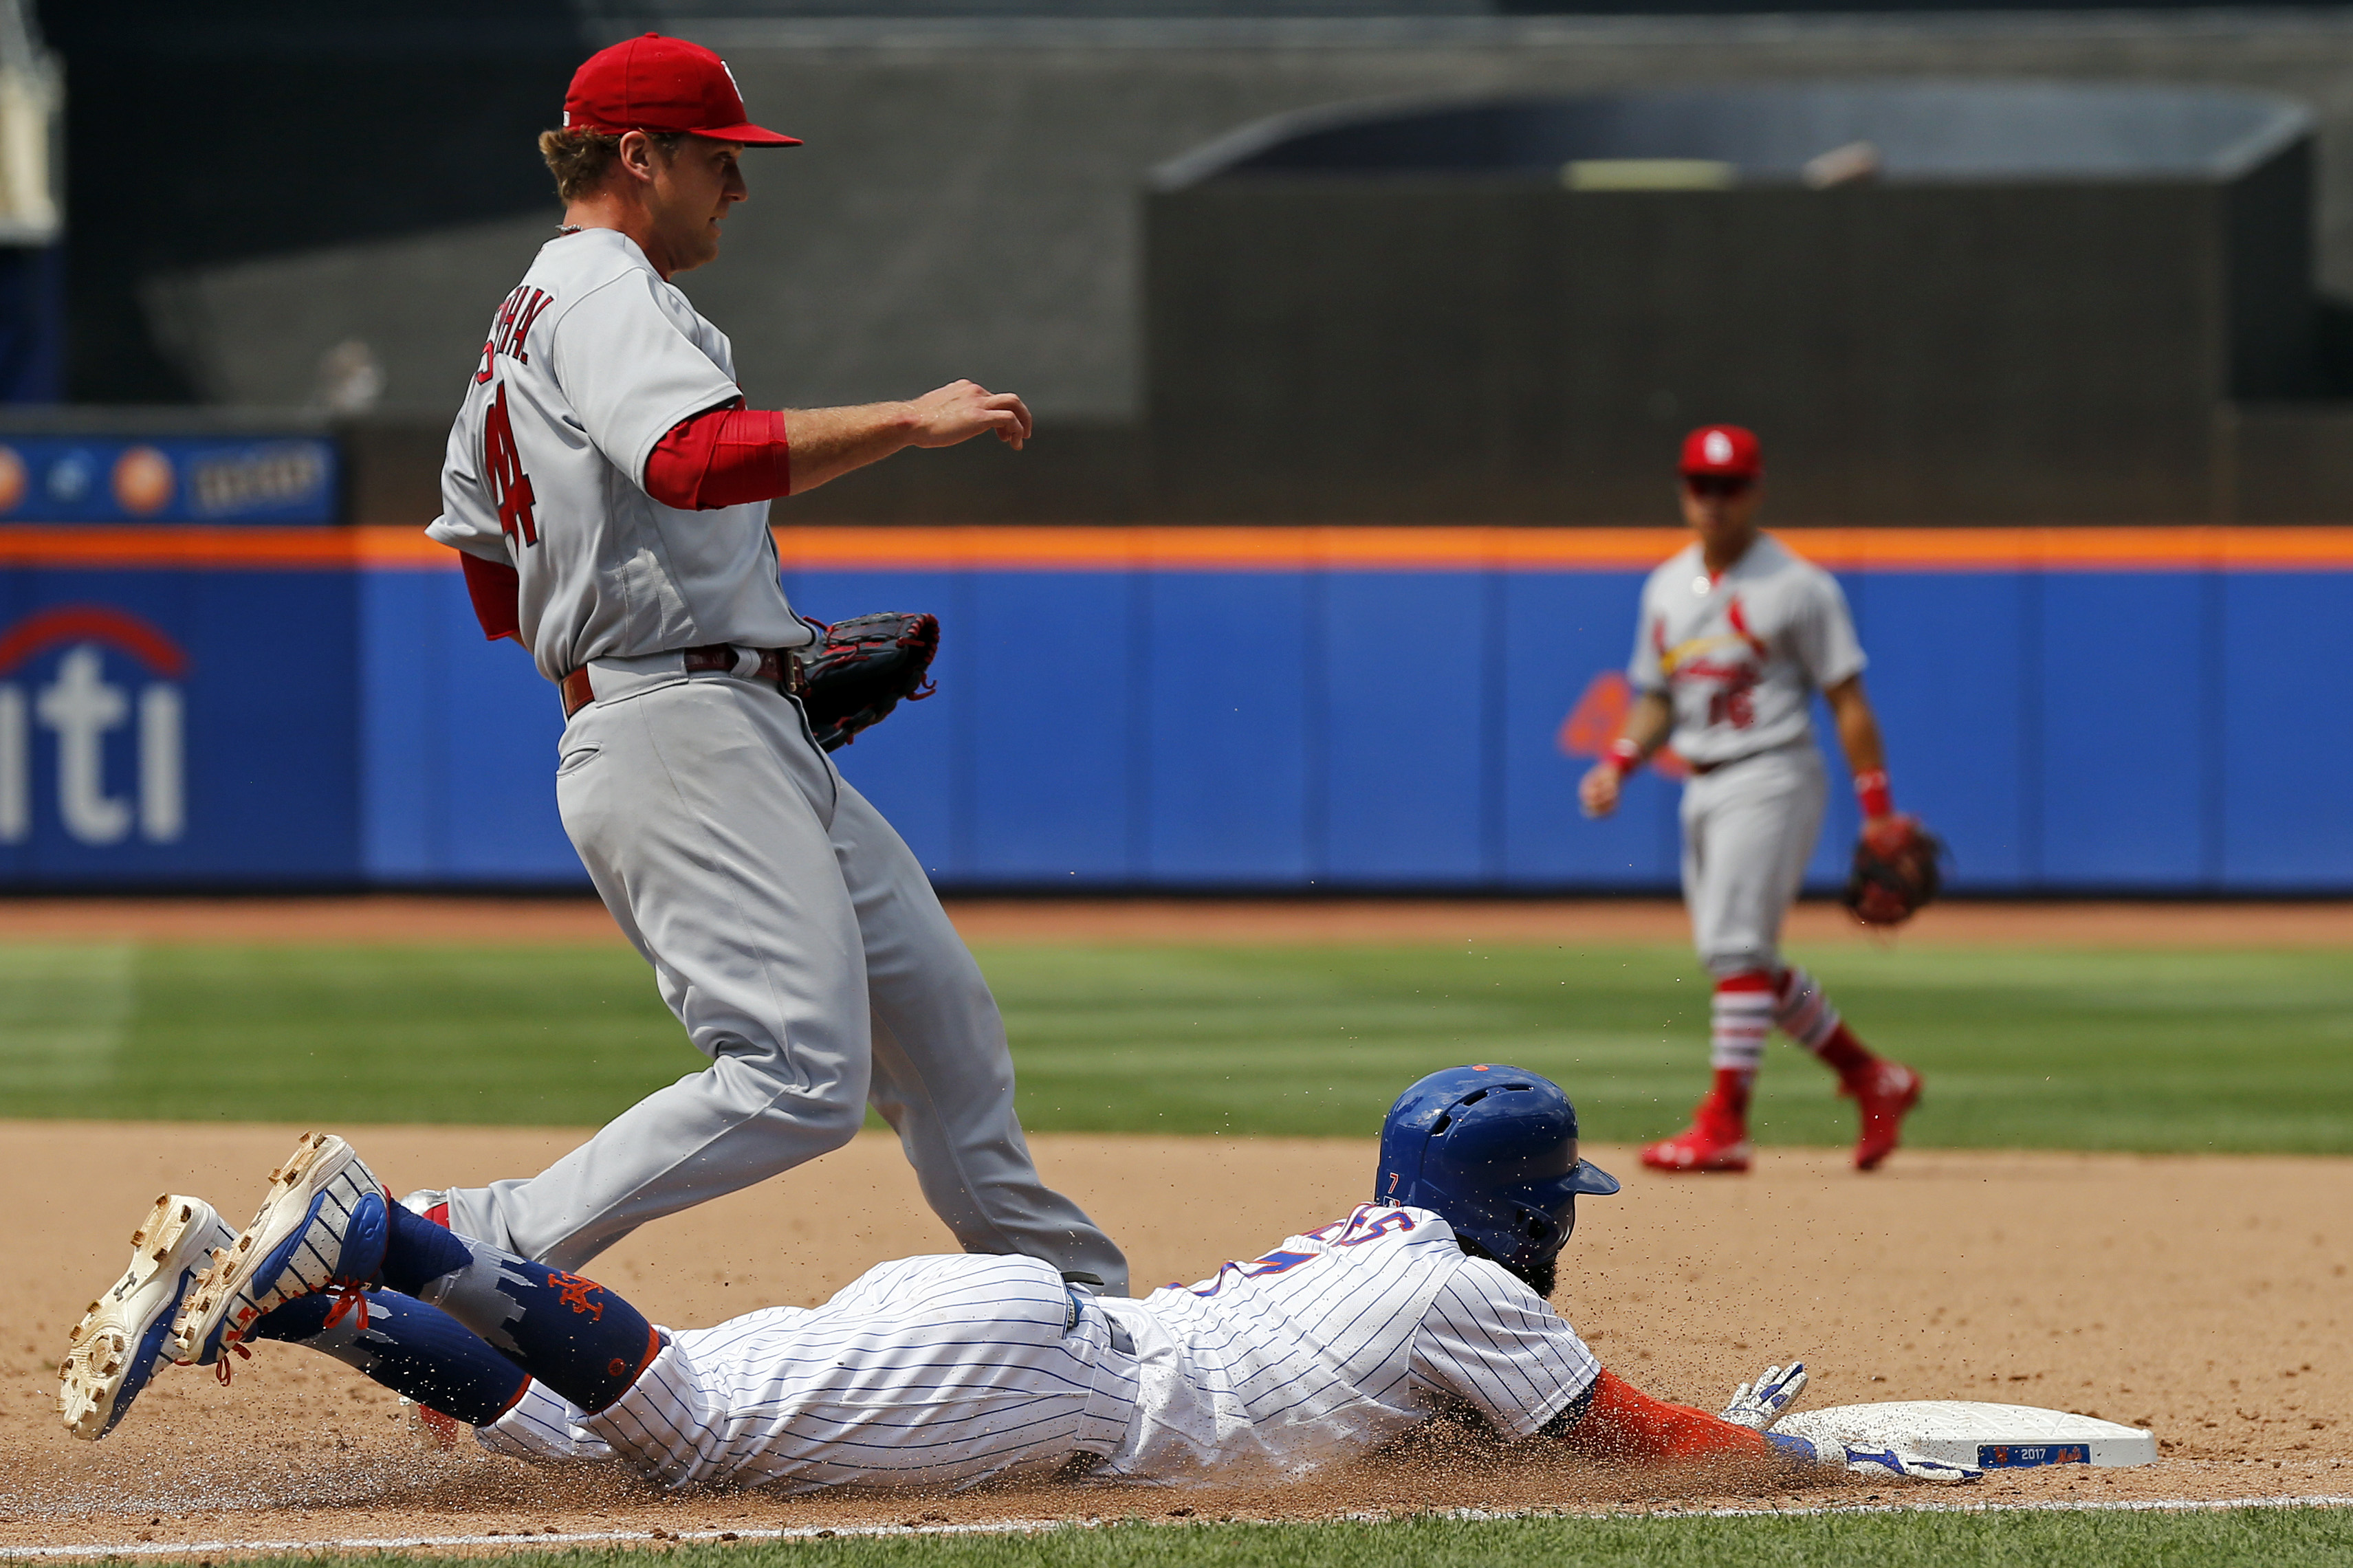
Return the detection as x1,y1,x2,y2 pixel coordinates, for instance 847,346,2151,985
1842,1442,1984,1484
1763,1433,1982,1484
1719,1361,1808,1431
1577,762,1622,819
904,380,1032,451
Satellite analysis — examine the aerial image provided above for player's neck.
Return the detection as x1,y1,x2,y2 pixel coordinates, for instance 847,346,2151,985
1699,527,1760,576
560,198,680,278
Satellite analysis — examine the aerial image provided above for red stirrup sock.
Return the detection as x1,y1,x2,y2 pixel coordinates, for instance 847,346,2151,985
1773,965,1879,1085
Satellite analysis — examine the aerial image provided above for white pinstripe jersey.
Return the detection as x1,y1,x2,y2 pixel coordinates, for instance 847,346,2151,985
1095,1203,1601,1482
478,1207,1599,1492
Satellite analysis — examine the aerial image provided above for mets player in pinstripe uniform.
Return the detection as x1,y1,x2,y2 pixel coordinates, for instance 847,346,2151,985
1579,426,1924,1176
63,1070,1974,1489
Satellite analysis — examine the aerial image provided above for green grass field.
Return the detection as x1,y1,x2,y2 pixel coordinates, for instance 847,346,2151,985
8,933,2348,1561
3,938,2348,1153
199,1507,2353,1567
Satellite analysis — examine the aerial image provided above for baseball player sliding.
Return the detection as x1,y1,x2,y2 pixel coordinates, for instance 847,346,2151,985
61,1068,1976,1492
418,34,1124,1290
1580,426,1924,1175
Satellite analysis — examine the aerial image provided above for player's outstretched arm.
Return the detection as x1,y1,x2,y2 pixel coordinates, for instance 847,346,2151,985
1545,1367,1788,1469
1579,690,1673,819
1545,1365,1977,1483
785,380,1033,494
639,382,1034,509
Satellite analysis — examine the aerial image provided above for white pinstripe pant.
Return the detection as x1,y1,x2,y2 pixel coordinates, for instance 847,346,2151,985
480,1254,1139,1494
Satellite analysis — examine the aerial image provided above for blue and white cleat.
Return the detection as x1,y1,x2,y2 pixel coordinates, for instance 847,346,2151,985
59,1193,237,1439
171,1132,391,1362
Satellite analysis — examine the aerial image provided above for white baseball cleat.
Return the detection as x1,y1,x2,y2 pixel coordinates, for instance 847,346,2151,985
171,1131,393,1363
59,1193,237,1440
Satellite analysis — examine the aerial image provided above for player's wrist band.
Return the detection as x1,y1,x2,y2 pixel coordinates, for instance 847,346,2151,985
1605,739,1643,778
1854,769,1894,818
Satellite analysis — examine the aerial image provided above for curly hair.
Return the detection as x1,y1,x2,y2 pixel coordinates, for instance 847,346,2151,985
538,127,687,201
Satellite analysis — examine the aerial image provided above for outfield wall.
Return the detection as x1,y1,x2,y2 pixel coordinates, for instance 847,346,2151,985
1,525,2347,893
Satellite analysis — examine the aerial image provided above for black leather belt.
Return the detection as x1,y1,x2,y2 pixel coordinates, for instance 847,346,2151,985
559,643,803,720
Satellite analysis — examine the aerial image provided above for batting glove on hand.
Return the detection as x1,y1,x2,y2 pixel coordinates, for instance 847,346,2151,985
1720,1362,1809,1431
1841,1442,1984,1485
1762,1433,1982,1485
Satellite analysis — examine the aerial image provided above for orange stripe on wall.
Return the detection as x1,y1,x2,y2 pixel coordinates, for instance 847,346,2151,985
780,524,2353,572
0,524,2350,571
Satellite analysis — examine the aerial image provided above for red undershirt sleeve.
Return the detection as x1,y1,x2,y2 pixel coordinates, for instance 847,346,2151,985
1548,1368,1774,1463
643,399,792,510
459,551,522,643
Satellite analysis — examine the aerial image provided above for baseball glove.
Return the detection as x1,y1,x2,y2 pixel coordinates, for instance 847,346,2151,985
1843,813,1945,927
794,612,940,752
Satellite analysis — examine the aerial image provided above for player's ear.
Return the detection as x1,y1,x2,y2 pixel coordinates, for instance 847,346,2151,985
616,130,661,185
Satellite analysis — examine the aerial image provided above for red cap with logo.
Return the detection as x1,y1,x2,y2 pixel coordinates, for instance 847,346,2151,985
564,34,800,146
1678,424,1762,479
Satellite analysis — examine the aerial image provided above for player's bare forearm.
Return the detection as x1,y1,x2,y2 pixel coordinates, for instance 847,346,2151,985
1824,676,1888,791
1578,691,1673,819
1619,691,1674,756
782,381,1033,495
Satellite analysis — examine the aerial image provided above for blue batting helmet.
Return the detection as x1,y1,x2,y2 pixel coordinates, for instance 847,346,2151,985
1375,1065,1620,1274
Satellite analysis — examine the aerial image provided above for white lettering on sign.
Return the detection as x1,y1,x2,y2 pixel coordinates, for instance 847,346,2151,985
36,647,129,843
0,687,23,842
3,643,186,846
190,443,328,517
139,685,184,842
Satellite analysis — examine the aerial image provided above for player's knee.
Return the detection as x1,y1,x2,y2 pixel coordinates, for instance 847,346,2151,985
721,1047,871,1150
795,1083,870,1151
1703,948,1777,980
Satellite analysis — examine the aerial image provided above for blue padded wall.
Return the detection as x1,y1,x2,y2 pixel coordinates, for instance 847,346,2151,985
2220,573,2353,889
1143,571,1315,884
2037,573,2211,887
1320,572,1487,883
130,554,2347,894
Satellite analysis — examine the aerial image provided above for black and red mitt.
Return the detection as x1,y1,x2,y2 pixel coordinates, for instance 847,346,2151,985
1843,813,1945,927
794,612,939,752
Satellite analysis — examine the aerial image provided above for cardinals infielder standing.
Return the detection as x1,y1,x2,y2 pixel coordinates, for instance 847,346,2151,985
1579,426,1923,1174
419,33,1124,1290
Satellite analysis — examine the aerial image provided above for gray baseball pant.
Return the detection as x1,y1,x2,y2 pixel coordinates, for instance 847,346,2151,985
439,659,1128,1293
1680,741,1827,978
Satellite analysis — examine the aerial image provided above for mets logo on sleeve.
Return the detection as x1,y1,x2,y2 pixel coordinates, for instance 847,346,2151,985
0,604,188,846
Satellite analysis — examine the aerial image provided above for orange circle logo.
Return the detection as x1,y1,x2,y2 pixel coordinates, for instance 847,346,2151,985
0,446,23,514
112,445,175,515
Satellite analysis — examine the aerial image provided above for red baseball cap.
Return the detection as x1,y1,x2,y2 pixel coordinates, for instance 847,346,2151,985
1679,424,1762,479
563,34,800,146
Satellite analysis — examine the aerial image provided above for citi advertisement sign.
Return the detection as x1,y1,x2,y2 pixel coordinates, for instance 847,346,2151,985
0,605,186,848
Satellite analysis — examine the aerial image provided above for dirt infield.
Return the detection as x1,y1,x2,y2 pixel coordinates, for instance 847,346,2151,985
2,1125,2344,1552
1,894,2350,948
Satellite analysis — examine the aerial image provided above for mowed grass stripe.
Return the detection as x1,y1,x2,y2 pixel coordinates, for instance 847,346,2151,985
76,1507,2353,1568
0,940,2345,1154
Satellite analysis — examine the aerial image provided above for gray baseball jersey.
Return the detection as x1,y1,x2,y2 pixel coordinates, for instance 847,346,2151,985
479,1207,1599,1492
426,227,813,683
1628,534,1865,769
419,224,1126,1295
